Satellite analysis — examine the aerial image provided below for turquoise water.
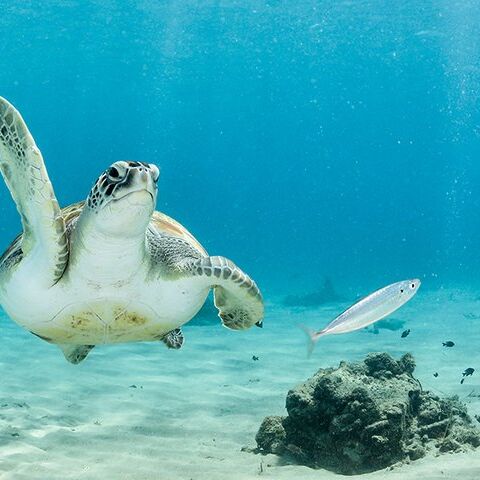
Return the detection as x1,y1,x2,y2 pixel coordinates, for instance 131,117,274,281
0,1,479,295
0,1,479,479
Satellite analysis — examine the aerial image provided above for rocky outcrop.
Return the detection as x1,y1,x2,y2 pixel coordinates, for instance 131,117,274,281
255,352,480,474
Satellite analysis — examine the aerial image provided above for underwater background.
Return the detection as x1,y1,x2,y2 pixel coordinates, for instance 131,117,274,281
0,1,480,479
0,0,479,297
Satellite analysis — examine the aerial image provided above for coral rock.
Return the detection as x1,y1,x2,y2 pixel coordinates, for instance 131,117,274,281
255,352,480,474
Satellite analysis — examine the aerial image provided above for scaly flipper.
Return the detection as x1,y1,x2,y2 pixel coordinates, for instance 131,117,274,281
185,256,264,330
161,328,184,349
0,97,67,285
58,344,95,364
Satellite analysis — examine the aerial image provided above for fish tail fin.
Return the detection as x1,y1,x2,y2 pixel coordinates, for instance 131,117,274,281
298,324,321,358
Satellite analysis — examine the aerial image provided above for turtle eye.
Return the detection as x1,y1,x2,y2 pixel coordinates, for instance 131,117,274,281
106,165,126,182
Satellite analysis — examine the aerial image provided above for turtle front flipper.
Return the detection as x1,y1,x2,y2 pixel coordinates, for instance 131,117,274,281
185,256,264,330
0,97,67,286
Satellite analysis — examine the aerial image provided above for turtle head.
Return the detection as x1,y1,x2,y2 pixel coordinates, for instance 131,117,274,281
84,161,160,237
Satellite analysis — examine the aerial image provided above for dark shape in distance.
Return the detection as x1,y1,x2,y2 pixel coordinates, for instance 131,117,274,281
369,318,406,335
442,341,455,347
401,329,410,338
252,355,259,361
433,372,439,377
282,277,342,308
189,294,217,326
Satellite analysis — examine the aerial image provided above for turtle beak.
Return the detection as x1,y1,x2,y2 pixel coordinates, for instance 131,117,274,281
136,168,157,198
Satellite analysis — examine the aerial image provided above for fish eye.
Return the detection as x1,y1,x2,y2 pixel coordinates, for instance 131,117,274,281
400,289,404,293
411,283,416,289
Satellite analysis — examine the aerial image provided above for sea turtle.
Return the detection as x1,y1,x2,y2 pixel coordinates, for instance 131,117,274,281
0,97,264,364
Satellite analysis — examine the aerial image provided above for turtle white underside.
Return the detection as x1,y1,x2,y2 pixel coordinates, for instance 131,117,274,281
0,203,212,345
2,265,210,345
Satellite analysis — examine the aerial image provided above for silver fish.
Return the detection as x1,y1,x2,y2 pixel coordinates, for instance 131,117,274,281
301,279,421,356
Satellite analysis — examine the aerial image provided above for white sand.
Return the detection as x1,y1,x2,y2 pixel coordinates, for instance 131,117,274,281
0,289,479,479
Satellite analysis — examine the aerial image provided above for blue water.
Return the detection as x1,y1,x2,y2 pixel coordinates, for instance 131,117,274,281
0,1,479,297
0,2,479,478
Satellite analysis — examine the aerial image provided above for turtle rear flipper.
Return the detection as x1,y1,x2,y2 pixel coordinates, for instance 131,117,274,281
160,328,184,349
186,256,264,330
0,97,67,285
58,344,95,364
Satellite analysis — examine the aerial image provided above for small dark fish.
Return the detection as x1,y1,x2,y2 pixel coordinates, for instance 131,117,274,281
252,355,259,361
442,341,455,347
401,329,410,338
433,372,439,377
463,368,475,377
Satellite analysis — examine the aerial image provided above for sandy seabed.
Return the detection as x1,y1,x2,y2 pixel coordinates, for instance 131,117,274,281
0,289,479,480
